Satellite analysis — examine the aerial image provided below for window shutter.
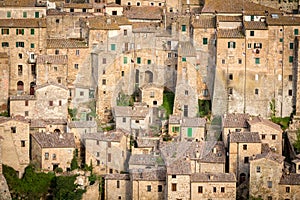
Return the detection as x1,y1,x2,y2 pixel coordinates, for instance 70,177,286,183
22,29,24,35
228,42,230,48
16,29,18,35
16,42,18,47
172,127,175,132
233,42,236,48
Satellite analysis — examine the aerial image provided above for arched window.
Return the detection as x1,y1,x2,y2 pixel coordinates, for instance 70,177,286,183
30,82,36,95
17,81,24,94
145,70,153,83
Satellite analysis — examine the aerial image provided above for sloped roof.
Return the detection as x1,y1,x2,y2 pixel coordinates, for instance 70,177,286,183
32,132,75,148
0,0,36,7
280,174,300,185
217,15,242,22
191,172,236,182
178,41,196,57
169,115,181,124
0,116,29,124
63,3,93,8
230,132,261,143
35,82,68,90
47,38,88,49
244,21,268,30
37,55,68,65
167,158,191,175
130,168,166,181
223,113,250,128
253,152,285,164
248,116,282,132
10,95,36,101
68,121,97,128
181,117,206,127
217,28,244,38
123,6,162,20
192,15,216,28
84,129,127,142
105,173,130,180
129,154,165,166
0,19,46,28
267,15,300,26
199,141,225,163
30,119,67,128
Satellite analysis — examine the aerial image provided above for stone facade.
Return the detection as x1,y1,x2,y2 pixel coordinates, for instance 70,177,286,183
0,117,30,177
0,53,9,112
167,174,191,200
139,83,164,107
105,174,131,200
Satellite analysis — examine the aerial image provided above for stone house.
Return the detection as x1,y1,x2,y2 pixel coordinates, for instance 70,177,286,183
113,106,133,132
0,116,30,177
0,18,47,95
31,132,75,172
131,168,166,200
248,116,283,154
62,3,94,14
9,95,36,118
229,131,261,184
190,173,236,200
168,115,181,137
84,130,130,174
0,52,9,112
180,117,206,141
279,174,300,199
131,137,160,155
30,118,68,134
0,3,46,19
128,154,165,170
105,174,131,200
139,83,164,107
105,3,124,16
249,152,285,199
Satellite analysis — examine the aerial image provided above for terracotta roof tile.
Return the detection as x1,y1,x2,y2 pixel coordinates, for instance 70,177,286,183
230,132,261,143
123,6,162,20
10,95,36,101
181,117,206,127
0,19,46,28
37,55,68,65
267,15,300,26
280,174,300,185
32,132,75,148
217,15,242,22
192,15,216,28
244,21,268,30
130,168,166,181
179,41,196,57
248,116,282,132
253,152,285,164
68,121,97,128
223,113,250,128
47,39,88,49
217,28,244,38
191,172,236,182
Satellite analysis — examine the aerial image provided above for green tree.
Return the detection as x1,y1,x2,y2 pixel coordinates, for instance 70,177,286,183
52,175,85,200
71,149,79,171
294,129,300,153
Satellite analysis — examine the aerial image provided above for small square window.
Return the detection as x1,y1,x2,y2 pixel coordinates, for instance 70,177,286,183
280,38,283,42
158,185,163,192
213,187,216,193
25,100,28,106
137,57,141,64
229,73,233,80
228,88,233,95
23,12,27,18
256,166,261,173
267,181,272,188
74,64,79,69
102,79,106,85
222,59,225,64
255,89,259,95
203,38,208,45
221,187,225,193
247,43,252,48
294,29,299,35
172,183,177,191
289,75,293,81
80,91,84,96
243,144,247,150
111,44,116,51
198,186,203,193
290,43,294,49
181,25,186,32
49,101,53,106
147,60,151,64
255,58,260,64
76,50,80,55
185,90,188,95
147,185,151,192
31,43,35,48
124,29,127,35
272,135,277,140
289,56,294,63
7,11,11,18
172,175,176,178
122,117,126,123
238,59,242,64
250,31,254,36
103,58,107,64
286,187,290,193
262,134,266,140
11,127,16,133
289,89,293,96
45,152,49,160
21,140,25,147
25,111,28,116
55,50,59,55
182,57,186,62
244,157,249,163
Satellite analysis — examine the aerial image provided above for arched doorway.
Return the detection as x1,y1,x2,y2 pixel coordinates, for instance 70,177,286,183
30,82,36,95
54,129,61,133
145,70,153,83
17,81,24,94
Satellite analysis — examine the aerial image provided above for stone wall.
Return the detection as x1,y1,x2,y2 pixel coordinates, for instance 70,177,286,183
191,181,236,199
132,180,166,200
167,174,191,200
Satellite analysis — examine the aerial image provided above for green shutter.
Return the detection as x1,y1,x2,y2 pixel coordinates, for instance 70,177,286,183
35,12,39,18
23,12,27,18
172,127,175,132
111,44,116,50
295,29,299,35
147,60,151,64
1,29,3,35
203,38,208,45
31,29,34,35
124,57,127,64
31,43,35,48
16,42,19,47
187,128,192,137
182,57,186,62
137,57,141,64
255,58,260,64
7,11,11,18
182,25,186,32
16,29,18,35
279,38,283,42
289,56,294,63
21,29,24,35
290,43,294,49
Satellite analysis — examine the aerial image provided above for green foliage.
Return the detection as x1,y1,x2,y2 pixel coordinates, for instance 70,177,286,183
3,164,54,199
68,107,78,121
162,133,172,141
117,91,134,106
198,99,211,118
102,125,114,131
89,174,97,185
271,116,290,130
52,175,85,200
0,110,9,117
270,98,276,118
162,91,175,118
71,150,79,171
54,167,63,173
294,129,300,153
87,100,97,118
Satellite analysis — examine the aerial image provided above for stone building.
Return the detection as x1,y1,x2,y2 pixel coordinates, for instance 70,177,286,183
31,132,75,172
129,154,165,170
168,114,181,137
0,52,9,112
139,83,164,107
249,152,285,199
105,174,131,200
30,118,68,134
131,137,160,155
248,116,283,154
180,117,206,141
279,174,300,199
229,131,261,184
190,173,236,200
84,130,130,174
0,116,30,177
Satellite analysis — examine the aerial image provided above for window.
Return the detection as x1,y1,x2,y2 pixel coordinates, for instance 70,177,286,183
172,175,176,178
289,75,293,81
121,71,124,77
185,90,188,95
45,153,49,160
25,100,29,106
238,59,242,64
80,91,84,96
229,73,233,80
182,57,186,62
16,29,24,35
255,58,260,64
256,166,261,173
137,2,140,6
2,42,9,47
35,12,39,18
55,49,59,55
117,180,120,188
243,144,247,150
267,197,272,200
267,181,272,188
184,105,188,117
272,135,277,140
25,111,29,117
122,117,126,123
254,43,262,48
198,186,203,193
16,42,25,47
203,89,209,97
295,29,299,35
255,89,259,95
213,187,216,193
158,185,162,192
280,38,283,42
97,140,99,145
289,89,293,96
150,91,155,98
172,183,177,191
82,8,87,12
290,43,294,49
108,153,111,162
112,10,117,15
135,120,139,123
286,187,290,193
168,53,172,58
261,134,266,140
147,185,152,192
56,19,60,23
30,43,35,48
49,101,53,106
124,57,128,64
19,53,23,59
203,38,208,45
76,50,80,55
18,65,23,75
289,56,294,63
244,157,249,163
30,29,35,35
1,29,9,35
247,43,252,48
250,31,254,36
124,29,127,36
147,59,151,64
137,57,141,64
52,154,57,160
102,79,106,85
109,168,113,173
222,59,225,64
118,196,121,200
221,187,225,193
96,160,100,166
228,41,237,49
74,64,79,69
7,11,11,18
108,142,111,148
11,127,16,133
21,140,25,147
181,25,186,32
102,58,106,64
59,100,62,106
187,128,193,137
111,44,116,51
228,88,233,95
